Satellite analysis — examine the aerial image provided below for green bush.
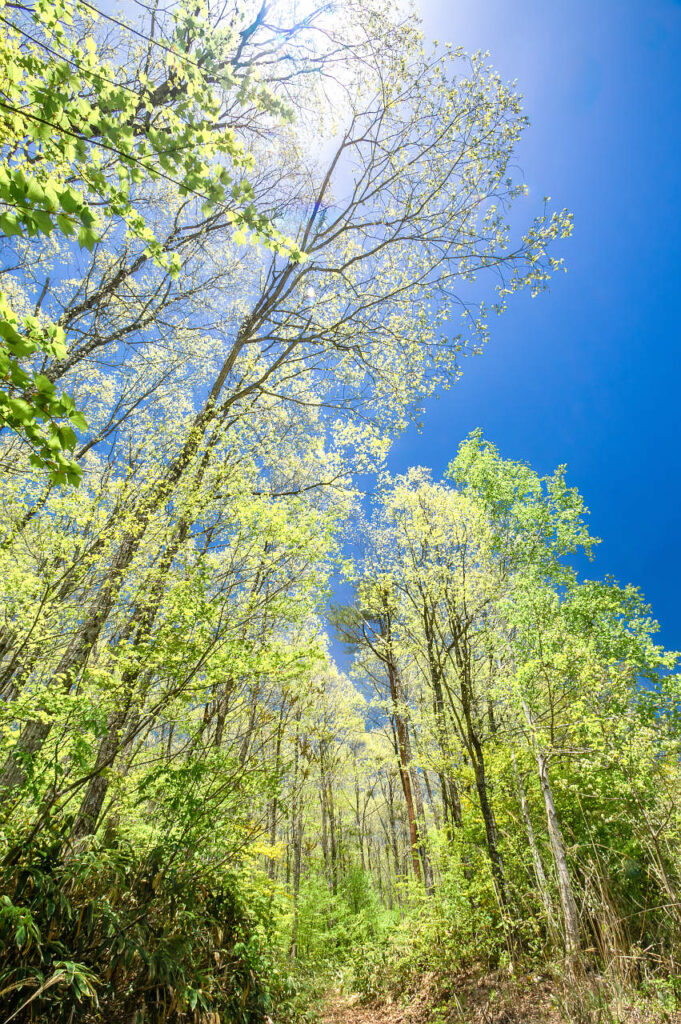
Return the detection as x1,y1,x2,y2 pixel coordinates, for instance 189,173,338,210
0,826,297,1023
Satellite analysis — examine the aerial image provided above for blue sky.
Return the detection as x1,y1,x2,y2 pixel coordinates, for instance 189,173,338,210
386,0,681,651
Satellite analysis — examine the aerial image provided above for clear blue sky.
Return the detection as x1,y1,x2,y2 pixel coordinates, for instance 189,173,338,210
387,0,681,651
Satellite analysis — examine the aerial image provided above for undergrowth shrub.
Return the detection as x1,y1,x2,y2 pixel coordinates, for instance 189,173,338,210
291,865,397,984
0,825,301,1023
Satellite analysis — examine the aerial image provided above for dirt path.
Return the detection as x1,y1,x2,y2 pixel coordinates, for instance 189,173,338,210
319,992,428,1024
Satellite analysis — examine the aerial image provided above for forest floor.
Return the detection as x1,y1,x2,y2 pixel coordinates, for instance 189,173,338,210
319,989,550,1023
318,974,562,1024
318,971,679,1023
320,991,427,1024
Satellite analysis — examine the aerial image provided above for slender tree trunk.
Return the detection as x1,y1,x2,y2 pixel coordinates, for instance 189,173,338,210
319,744,331,889
387,653,433,892
510,750,558,936
409,762,434,895
238,684,260,766
320,785,330,883
471,741,507,903
289,711,303,959
383,837,394,910
69,710,127,844
386,774,401,881
423,769,441,830
425,608,462,833
354,772,365,870
374,839,384,903
390,710,422,884
267,715,284,881
537,747,581,956
268,799,279,882
520,698,581,957
338,808,346,879
327,777,338,895
453,646,508,910
291,804,303,949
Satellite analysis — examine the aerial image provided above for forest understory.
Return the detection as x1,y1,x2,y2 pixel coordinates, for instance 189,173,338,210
319,972,677,1024
1,0,681,1022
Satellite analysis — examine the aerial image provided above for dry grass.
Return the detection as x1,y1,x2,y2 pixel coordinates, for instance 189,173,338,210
319,970,681,1024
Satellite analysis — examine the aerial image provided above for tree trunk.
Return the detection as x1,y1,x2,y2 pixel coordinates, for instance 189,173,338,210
355,773,366,870
390,711,422,884
289,711,303,959
511,750,558,936
425,607,462,833
386,774,401,880
423,769,441,830
453,645,508,910
69,709,128,844
387,655,433,892
520,697,581,957
320,784,330,884
327,777,338,895
409,762,434,895
537,746,581,957
319,746,331,889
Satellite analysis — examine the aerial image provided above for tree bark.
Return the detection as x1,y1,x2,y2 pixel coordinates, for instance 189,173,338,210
536,745,581,957
520,693,581,958
289,711,303,959
386,644,433,893
510,750,558,936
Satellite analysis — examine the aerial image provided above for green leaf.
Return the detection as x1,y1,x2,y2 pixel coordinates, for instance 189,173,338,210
0,321,23,346
65,463,83,486
31,209,54,235
34,374,55,394
69,410,88,431
0,213,23,238
7,397,34,423
56,213,77,236
77,225,98,251
58,187,82,214
57,424,77,450
25,177,44,204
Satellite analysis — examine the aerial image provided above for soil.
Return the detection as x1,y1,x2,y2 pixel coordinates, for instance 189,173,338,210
320,990,427,1024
